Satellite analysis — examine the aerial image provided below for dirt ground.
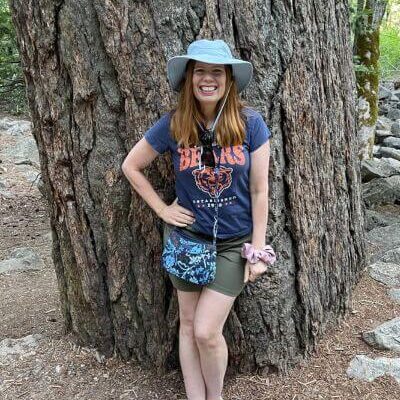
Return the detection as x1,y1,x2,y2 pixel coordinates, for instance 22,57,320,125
1,116,400,399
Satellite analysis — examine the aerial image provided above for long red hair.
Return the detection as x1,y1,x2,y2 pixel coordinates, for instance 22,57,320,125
170,60,246,148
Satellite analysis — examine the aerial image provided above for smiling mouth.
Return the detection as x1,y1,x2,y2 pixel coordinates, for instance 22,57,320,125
199,86,218,94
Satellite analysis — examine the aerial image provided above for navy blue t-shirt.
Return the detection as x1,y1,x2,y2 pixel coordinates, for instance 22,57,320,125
144,107,271,239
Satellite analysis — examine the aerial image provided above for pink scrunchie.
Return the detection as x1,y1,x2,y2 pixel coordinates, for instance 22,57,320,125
241,243,277,265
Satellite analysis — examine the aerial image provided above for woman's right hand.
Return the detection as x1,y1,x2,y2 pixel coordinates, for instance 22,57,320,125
158,198,196,227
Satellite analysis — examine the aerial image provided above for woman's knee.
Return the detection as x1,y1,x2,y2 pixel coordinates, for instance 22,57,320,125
193,324,222,347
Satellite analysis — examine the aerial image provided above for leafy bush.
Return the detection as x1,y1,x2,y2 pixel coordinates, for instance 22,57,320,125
379,24,400,79
0,0,27,115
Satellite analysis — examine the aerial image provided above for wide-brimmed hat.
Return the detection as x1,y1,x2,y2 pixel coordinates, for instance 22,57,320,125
167,39,253,93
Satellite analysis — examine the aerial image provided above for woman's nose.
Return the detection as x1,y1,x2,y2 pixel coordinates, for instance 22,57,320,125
202,72,214,81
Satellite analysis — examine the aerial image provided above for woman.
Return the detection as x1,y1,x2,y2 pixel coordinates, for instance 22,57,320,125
122,39,272,400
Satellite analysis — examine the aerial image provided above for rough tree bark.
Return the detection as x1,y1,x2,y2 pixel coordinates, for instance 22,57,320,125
10,0,366,374
353,0,389,160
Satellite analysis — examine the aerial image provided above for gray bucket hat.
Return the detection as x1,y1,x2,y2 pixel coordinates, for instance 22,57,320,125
167,39,253,93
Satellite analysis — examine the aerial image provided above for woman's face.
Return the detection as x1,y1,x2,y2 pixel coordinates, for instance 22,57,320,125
192,61,227,109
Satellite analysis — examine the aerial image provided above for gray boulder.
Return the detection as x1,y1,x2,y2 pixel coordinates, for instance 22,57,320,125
0,134,39,167
0,334,42,363
391,120,400,137
361,158,400,182
382,136,400,149
362,175,400,207
368,261,400,287
373,145,381,157
377,247,400,265
14,137,39,165
388,108,400,121
379,86,393,100
0,247,43,274
389,288,400,304
379,147,400,161
376,129,393,140
362,317,400,352
0,117,32,136
377,116,393,130
347,355,400,383
366,224,400,263
365,209,400,231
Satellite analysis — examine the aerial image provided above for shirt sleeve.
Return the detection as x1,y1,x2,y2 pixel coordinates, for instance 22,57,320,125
144,113,172,154
249,112,271,152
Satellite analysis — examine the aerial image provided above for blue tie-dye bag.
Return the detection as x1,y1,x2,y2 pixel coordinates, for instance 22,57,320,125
162,228,217,285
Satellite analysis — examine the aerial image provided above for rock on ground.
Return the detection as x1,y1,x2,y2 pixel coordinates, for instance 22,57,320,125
389,288,400,304
365,209,400,231
361,158,400,182
347,355,400,383
376,116,392,130
379,86,392,100
388,109,400,120
391,121,400,137
1,134,39,166
0,334,42,362
0,117,32,136
362,175,400,207
377,247,400,265
382,136,400,149
379,147,400,161
0,247,44,274
368,261,400,287
366,224,400,263
362,317,400,352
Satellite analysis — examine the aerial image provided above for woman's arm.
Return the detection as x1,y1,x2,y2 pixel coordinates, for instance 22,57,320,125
121,138,195,226
249,141,270,249
122,137,168,216
244,140,270,283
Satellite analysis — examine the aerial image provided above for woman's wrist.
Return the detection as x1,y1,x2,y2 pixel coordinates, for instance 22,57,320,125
251,242,266,251
250,231,267,250
241,243,277,265
155,203,167,217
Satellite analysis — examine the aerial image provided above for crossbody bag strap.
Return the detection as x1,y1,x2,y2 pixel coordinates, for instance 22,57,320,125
208,82,233,247
212,151,222,247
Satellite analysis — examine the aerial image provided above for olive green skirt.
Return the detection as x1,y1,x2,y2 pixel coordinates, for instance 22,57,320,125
163,223,252,297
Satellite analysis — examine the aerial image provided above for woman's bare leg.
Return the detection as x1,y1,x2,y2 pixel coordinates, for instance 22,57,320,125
177,289,206,400
194,288,236,400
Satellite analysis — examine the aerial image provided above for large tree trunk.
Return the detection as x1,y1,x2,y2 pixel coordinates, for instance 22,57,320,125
10,0,366,374
353,0,388,160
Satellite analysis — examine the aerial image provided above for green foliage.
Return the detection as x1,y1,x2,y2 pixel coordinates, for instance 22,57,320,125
379,24,400,78
350,0,400,80
0,0,27,115
349,3,373,39
349,1,359,38
353,55,376,75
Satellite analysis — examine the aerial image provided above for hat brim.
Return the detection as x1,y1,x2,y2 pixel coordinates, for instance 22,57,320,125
167,55,253,93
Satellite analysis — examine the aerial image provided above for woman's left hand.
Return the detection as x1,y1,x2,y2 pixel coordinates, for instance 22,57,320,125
244,260,268,283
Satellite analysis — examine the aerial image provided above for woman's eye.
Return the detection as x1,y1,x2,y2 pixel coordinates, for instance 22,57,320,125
194,69,223,75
